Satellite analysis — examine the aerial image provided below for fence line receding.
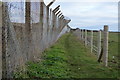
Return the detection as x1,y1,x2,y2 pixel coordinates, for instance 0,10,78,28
1,1,71,78
73,25,109,67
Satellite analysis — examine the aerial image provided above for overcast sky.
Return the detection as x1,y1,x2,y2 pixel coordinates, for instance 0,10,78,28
45,0,119,31
2,0,119,31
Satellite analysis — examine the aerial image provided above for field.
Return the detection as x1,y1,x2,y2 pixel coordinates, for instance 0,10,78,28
87,31,119,68
87,31,119,70
14,32,119,79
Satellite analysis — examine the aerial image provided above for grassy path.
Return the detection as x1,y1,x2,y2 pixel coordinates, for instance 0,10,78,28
64,33,118,78
14,33,119,79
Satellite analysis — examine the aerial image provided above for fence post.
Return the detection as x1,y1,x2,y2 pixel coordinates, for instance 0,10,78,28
103,25,109,67
79,29,81,39
25,1,33,61
85,30,87,46
80,29,82,40
83,30,85,41
97,30,101,58
82,29,84,40
2,2,8,78
90,30,93,53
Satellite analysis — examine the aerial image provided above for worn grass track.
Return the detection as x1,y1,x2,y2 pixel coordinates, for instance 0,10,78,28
14,32,119,79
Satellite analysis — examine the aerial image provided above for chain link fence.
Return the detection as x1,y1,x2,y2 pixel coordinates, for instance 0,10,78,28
1,1,71,78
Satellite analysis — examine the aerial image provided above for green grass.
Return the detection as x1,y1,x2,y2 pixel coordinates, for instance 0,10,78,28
108,32,119,68
0,1,2,5
87,31,119,68
14,32,119,79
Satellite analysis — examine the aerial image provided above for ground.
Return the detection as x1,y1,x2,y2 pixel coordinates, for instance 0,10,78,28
14,32,119,79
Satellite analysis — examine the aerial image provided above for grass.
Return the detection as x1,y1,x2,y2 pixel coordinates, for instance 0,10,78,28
108,32,119,68
14,32,119,79
87,31,119,68
0,1,2,5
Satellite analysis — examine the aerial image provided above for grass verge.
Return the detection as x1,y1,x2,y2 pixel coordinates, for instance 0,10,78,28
14,32,119,79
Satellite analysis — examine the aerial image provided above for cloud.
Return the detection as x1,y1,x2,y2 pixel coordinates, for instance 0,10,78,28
2,0,119,2
60,0,119,2
44,0,119,3
51,2,118,31
4,0,118,31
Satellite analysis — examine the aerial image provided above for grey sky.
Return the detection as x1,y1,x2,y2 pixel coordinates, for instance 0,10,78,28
46,0,119,31
2,0,119,31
